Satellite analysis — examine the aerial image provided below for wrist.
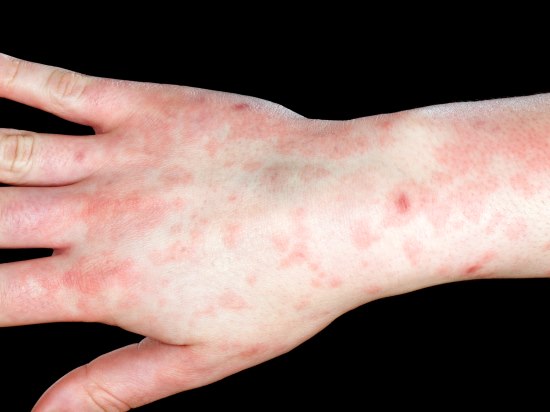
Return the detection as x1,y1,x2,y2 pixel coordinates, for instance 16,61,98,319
313,96,550,312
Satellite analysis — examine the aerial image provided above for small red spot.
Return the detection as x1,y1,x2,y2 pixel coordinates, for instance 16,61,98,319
233,103,251,111
243,161,262,172
310,278,322,288
484,212,504,235
238,343,268,359
402,238,422,267
505,220,527,241
80,192,171,242
246,274,258,286
395,192,410,214
351,221,380,250
294,298,310,311
364,284,382,295
204,139,221,158
299,165,330,182
60,254,134,296
159,166,194,187
465,263,483,275
271,234,290,253
223,223,241,250
308,262,320,272
75,150,86,163
462,251,495,278
149,240,192,265
279,243,309,268
219,291,248,310
170,223,183,235
329,276,343,288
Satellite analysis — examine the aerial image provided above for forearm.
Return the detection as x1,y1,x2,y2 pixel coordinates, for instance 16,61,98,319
326,94,550,307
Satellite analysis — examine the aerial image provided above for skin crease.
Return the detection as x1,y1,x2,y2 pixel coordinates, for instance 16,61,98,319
1,54,550,410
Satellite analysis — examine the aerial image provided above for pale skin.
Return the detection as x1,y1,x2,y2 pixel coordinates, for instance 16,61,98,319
0,53,549,411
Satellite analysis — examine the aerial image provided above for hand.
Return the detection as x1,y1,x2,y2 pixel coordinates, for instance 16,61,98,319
0,54,393,411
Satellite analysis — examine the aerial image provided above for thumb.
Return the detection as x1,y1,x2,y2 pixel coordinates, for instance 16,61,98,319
32,339,232,412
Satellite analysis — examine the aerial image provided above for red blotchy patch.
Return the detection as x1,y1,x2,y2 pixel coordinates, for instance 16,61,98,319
223,223,242,250
243,161,262,172
225,111,396,160
204,139,222,158
395,192,410,214
159,166,194,187
329,276,343,288
505,219,527,241
299,165,330,182
170,223,183,235
59,254,135,296
351,220,380,250
484,212,504,235
246,274,257,286
75,150,86,163
402,238,422,267
219,291,248,310
463,251,496,278
81,192,170,241
384,184,424,227
294,298,311,311
279,243,309,268
435,113,550,198
275,123,394,160
310,271,343,289
310,278,322,288
233,103,251,111
195,304,217,319
364,284,383,295
149,240,192,265
261,165,288,191
271,234,290,253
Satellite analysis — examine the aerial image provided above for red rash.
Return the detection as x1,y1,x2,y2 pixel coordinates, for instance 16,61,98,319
242,161,262,172
402,238,422,267
279,244,309,268
232,103,251,111
81,192,171,242
395,192,410,214
351,221,380,250
462,251,495,278
435,114,550,197
225,115,395,160
159,166,194,187
149,241,193,265
223,223,242,250
505,220,527,241
246,274,258,286
272,207,344,289
59,254,135,295
218,291,248,311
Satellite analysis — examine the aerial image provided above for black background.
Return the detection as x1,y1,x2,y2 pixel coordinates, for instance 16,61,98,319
2,25,550,410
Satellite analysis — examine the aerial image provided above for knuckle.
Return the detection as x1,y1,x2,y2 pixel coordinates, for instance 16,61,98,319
0,132,35,179
3,57,22,89
47,68,88,102
83,366,132,411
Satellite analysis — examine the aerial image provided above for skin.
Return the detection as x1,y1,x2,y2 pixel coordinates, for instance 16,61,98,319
0,53,549,411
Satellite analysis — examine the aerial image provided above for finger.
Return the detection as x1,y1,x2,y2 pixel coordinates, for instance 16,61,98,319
0,129,106,185
0,187,77,248
0,258,85,326
32,339,237,411
0,53,131,130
